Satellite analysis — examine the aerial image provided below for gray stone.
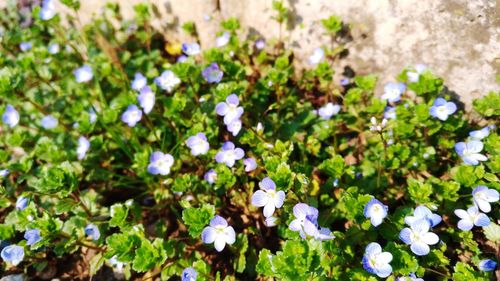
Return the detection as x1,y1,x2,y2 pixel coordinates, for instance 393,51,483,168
4,0,498,107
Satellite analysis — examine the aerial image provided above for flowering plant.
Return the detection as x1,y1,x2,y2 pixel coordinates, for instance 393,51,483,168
0,1,498,280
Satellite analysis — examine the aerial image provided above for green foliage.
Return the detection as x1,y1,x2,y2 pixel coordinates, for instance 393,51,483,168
182,204,215,238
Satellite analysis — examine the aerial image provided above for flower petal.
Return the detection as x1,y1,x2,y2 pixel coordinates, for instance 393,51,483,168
251,190,269,207
214,236,226,252
201,227,216,244
293,203,310,219
422,232,439,245
263,202,276,218
457,219,473,231
274,191,285,208
223,226,236,245
259,177,276,191
410,241,430,256
365,242,382,256
399,228,412,244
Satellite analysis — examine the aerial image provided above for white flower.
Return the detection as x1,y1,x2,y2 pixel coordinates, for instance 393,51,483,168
154,70,181,92
362,242,393,278
201,215,236,252
363,198,388,227
399,219,439,256
251,177,286,217
74,65,93,83
131,72,147,91
317,103,341,120
185,133,210,156
77,136,90,160
40,115,58,129
216,32,230,47
454,205,490,231
137,86,155,114
469,127,490,140
455,140,488,166
381,82,406,103
215,142,244,167
472,186,499,213
308,48,324,65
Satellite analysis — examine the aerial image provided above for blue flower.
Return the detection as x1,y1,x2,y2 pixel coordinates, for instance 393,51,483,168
215,141,244,167
454,206,490,231
363,198,388,227
478,259,497,272
227,119,242,136
154,70,181,92
308,48,324,65
399,219,439,256
362,242,393,278
202,63,223,83
404,205,442,228
215,94,244,125
137,86,155,114
19,42,32,52
469,126,490,140
317,103,341,120
39,0,56,20
204,169,217,184
85,223,100,240
182,267,197,281
48,43,59,54
186,133,210,156
77,136,90,160
251,177,286,218
407,64,427,83
255,39,265,50
147,151,174,176
16,196,28,210
288,203,322,239
40,115,58,129
24,229,41,245
0,245,24,266
381,82,406,103
243,157,257,172
472,185,499,213
2,105,20,128
384,106,396,120
121,105,142,127
74,65,93,83
131,72,147,91
182,43,201,56
429,98,457,121
455,140,487,166
0,169,9,178
216,32,230,48
340,78,350,86
201,215,235,252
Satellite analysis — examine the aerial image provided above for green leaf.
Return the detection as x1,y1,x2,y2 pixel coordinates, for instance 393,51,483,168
319,155,345,178
407,178,432,203
109,203,129,228
182,204,215,238
483,222,500,242
132,238,167,272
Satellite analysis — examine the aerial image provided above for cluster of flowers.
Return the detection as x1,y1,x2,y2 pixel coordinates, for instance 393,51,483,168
362,186,498,278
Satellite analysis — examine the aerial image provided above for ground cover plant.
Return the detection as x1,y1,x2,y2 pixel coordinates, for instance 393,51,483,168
0,1,499,280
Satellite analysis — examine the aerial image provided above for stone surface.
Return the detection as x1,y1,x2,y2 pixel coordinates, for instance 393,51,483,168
5,0,500,106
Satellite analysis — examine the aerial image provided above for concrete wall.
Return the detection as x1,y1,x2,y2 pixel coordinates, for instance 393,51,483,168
12,0,500,106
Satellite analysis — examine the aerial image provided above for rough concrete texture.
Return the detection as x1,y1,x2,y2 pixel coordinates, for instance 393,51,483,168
20,0,500,106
